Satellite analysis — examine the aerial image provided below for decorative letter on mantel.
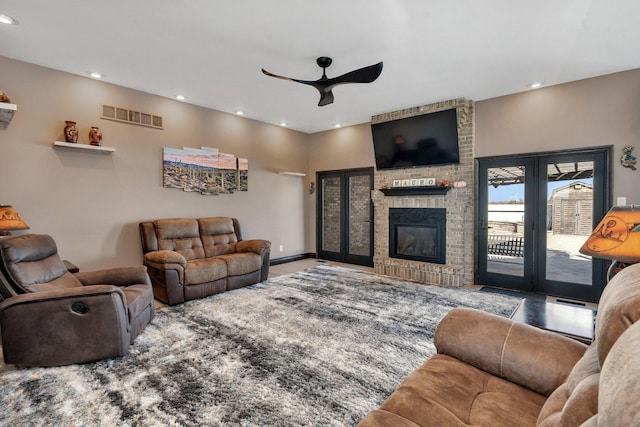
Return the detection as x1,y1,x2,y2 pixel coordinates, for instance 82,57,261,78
163,147,248,195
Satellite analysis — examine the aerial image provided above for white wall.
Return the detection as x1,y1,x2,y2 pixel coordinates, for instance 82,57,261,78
0,56,310,270
306,124,376,251
475,68,640,205
4,55,639,270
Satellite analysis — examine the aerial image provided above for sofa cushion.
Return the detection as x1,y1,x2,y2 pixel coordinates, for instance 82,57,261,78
359,410,423,427
199,217,238,257
369,354,546,427
594,263,640,365
184,258,227,285
218,253,261,276
596,320,640,426
537,344,600,426
0,234,82,292
154,219,204,261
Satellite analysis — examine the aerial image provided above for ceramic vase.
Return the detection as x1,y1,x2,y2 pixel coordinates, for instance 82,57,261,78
0,90,10,103
89,126,102,146
64,121,78,143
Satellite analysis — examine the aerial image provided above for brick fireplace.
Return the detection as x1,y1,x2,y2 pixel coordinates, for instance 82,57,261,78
389,208,446,264
372,98,474,287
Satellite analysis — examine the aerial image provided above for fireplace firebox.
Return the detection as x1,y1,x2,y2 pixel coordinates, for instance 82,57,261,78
389,208,446,264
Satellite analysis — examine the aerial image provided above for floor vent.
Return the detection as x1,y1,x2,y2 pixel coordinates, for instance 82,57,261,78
555,298,586,307
101,104,163,129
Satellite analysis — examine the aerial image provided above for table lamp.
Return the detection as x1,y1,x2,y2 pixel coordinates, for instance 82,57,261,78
579,205,640,281
0,205,30,236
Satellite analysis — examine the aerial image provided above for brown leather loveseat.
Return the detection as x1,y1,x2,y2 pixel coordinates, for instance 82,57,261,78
359,263,640,426
139,217,271,306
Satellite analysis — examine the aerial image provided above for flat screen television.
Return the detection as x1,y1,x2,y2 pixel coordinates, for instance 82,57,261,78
371,108,459,170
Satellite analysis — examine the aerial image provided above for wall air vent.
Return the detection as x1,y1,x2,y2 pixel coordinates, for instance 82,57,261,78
101,105,163,129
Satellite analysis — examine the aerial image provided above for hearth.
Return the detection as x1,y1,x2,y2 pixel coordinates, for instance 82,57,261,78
389,208,446,264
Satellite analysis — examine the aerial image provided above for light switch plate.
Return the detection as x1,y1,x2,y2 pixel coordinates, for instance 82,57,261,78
617,197,627,206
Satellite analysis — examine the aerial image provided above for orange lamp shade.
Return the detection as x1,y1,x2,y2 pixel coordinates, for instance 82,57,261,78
579,206,640,263
0,205,30,231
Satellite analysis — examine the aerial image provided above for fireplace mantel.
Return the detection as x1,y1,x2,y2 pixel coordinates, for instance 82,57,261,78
380,186,451,196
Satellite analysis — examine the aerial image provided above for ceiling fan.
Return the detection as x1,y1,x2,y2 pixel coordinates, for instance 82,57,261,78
261,57,383,107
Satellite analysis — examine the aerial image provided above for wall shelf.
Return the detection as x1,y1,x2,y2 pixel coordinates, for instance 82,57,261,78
0,103,17,130
278,171,306,177
380,186,451,196
53,141,115,153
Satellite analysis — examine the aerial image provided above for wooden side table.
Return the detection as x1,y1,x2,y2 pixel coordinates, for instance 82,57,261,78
511,298,596,344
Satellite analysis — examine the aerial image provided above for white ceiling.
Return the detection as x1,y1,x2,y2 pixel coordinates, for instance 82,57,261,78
1,1,639,134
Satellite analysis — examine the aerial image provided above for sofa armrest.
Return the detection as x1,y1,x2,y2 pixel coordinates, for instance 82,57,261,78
143,250,187,281
144,250,187,266
75,266,151,288
434,307,587,396
236,239,271,256
0,286,130,366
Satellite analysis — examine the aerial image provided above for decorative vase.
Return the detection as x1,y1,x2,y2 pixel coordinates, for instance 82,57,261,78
88,126,102,146
0,90,10,103
63,121,78,143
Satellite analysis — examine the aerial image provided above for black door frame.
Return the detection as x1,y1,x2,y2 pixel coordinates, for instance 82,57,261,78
477,147,611,302
316,167,374,267
477,156,536,293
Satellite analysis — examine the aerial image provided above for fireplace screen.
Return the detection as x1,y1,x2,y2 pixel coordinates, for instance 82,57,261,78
389,208,446,264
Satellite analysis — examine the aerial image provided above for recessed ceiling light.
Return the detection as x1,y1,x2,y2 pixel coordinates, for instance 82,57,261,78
280,122,287,127
236,111,245,116
0,14,18,25
334,124,341,128
176,95,186,101
89,72,103,79
530,82,542,89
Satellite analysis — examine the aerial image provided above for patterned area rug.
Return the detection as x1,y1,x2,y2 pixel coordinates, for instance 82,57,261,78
0,265,522,426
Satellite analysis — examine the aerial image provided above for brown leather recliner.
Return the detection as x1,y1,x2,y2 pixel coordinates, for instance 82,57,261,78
0,234,154,366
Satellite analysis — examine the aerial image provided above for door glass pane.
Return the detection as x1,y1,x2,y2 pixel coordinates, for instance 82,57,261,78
348,175,371,256
321,177,341,252
545,161,593,285
486,166,525,277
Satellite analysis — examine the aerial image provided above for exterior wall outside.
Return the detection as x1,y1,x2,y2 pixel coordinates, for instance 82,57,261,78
0,56,310,270
319,177,342,252
551,185,593,235
348,175,373,255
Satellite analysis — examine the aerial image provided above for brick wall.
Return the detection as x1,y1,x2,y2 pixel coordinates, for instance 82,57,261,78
321,177,341,252
371,98,475,286
348,175,373,255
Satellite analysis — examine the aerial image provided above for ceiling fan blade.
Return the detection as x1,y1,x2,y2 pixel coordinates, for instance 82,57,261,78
261,68,315,86
325,62,383,86
318,90,334,107
262,60,382,107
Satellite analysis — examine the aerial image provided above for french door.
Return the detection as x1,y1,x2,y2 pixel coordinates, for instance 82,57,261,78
317,168,374,267
477,148,610,302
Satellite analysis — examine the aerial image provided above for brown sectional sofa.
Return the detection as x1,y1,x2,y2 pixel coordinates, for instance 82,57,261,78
139,217,271,305
358,263,640,427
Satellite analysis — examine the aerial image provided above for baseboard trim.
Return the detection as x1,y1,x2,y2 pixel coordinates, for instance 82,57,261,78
270,253,316,266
